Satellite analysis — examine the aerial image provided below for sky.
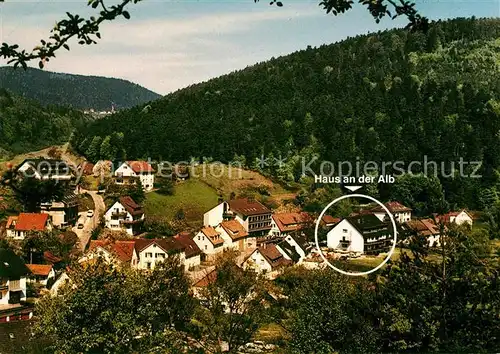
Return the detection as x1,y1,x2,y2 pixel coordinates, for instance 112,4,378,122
1,0,499,94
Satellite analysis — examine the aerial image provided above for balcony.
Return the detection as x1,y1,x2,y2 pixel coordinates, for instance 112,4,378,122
120,218,144,225
112,211,128,218
0,283,8,291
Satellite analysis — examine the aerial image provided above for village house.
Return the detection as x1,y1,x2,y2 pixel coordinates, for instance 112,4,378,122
326,213,393,255
83,239,139,267
228,197,272,239
242,243,292,276
6,213,53,240
275,233,310,264
215,219,254,252
114,161,155,191
26,264,55,287
15,158,73,181
77,161,95,176
173,232,202,270
371,201,412,223
435,209,473,226
104,196,145,235
39,192,79,227
203,200,231,227
193,226,224,260
402,218,444,247
270,212,313,238
321,215,341,228
134,238,185,270
0,248,30,306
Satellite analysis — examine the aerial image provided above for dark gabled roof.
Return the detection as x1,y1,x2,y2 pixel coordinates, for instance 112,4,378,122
228,198,271,216
174,232,202,258
0,248,30,278
344,213,392,239
287,232,310,253
277,240,301,263
118,196,144,216
134,238,183,255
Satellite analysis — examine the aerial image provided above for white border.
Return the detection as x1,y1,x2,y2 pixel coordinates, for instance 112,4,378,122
314,193,398,276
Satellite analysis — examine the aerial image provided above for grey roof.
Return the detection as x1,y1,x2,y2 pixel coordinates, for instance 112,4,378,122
277,240,301,263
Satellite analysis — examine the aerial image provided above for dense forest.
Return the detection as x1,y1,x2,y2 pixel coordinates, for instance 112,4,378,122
0,67,161,111
72,18,500,211
0,89,93,157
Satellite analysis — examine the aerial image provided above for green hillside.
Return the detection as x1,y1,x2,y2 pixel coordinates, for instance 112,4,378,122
72,18,500,210
0,89,92,157
0,67,161,111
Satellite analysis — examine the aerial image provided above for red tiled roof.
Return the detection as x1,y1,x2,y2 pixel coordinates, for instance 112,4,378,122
228,198,271,216
118,196,144,216
272,212,313,233
26,264,53,277
372,201,412,213
134,238,183,255
174,232,202,258
220,220,248,241
404,219,442,236
10,213,49,231
43,251,62,264
127,161,154,174
200,226,224,246
321,215,341,225
89,240,137,263
193,269,217,287
435,210,472,224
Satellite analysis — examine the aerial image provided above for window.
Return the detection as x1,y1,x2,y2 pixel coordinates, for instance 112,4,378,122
198,235,201,240
343,229,348,233
156,253,165,259
146,262,151,269
204,245,208,251
145,252,153,258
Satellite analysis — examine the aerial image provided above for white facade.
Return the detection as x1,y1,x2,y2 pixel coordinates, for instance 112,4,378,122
326,219,364,253
184,254,201,271
0,277,27,305
137,243,170,270
27,268,56,286
450,211,473,226
114,162,154,191
203,202,228,227
6,217,53,240
193,230,224,257
104,201,144,235
242,249,273,274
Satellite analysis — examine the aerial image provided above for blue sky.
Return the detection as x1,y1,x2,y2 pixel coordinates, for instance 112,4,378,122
1,0,499,94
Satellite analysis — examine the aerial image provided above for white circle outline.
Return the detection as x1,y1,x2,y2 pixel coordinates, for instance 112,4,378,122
314,193,397,276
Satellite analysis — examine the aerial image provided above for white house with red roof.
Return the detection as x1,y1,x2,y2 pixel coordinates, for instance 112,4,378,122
242,243,292,277
6,213,53,240
371,201,412,223
215,219,254,252
270,212,313,238
114,161,155,191
134,238,188,270
83,239,139,267
26,264,56,286
435,210,473,226
104,196,145,235
193,226,224,260
173,232,202,270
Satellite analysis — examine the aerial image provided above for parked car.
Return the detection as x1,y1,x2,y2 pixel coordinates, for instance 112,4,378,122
77,223,84,229
87,210,94,217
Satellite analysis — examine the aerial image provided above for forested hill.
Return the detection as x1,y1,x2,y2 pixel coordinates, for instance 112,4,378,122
73,18,500,208
0,67,161,111
0,89,93,157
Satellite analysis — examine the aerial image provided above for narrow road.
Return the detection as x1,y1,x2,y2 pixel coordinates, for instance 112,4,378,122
73,189,105,252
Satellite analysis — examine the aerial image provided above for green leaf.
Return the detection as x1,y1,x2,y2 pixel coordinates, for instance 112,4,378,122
123,11,130,19
39,60,44,69
63,44,70,50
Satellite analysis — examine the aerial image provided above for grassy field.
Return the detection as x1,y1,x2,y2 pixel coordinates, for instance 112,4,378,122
144,179,219,228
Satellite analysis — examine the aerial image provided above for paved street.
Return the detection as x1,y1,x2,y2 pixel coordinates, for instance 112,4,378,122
72,189,105,252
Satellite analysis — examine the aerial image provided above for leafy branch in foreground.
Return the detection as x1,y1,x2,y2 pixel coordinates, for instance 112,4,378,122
1,0,427,69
